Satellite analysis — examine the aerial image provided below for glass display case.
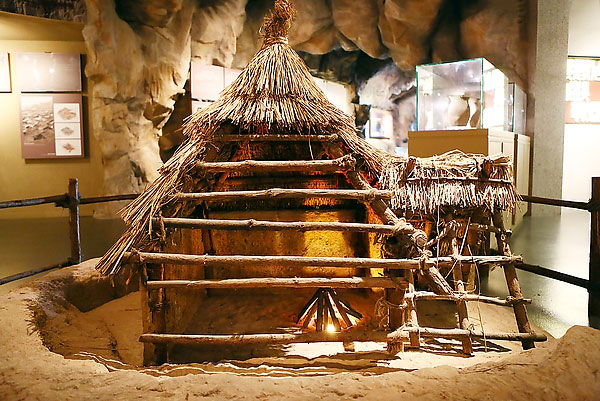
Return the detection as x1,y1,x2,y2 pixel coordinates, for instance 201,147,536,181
416,58,508,131
507,82,527,135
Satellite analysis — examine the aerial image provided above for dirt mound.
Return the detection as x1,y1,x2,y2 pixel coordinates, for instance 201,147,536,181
0,260,598,400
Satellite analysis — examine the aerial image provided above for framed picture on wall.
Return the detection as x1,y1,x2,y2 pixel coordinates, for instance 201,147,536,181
15,52,82,92
367,108,393,139
0,52,11,92
20,93,84,159
190,62,224,101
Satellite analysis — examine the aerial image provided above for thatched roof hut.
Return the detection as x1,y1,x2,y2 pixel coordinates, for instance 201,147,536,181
96,0,518,276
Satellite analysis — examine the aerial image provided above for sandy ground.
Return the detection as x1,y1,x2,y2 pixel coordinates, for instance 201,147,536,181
0,259,599,400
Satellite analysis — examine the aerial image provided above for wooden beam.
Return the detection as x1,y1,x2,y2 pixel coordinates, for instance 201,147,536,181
196,155,355,173
68,178,82,265
125,252,522,270
173,188,392,202
139,328,546,345
590,177,600,327
396,327,547,342
156,217,401,234
406,291,531,307
492,212,535,349
146,276,403,290
216,134,334,142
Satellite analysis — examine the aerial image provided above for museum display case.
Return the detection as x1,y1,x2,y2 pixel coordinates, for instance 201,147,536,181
507,82,527,134
416,58,508,131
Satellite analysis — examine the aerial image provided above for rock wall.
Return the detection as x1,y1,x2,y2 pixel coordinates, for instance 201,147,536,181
0,0,86,22
79,0,529,200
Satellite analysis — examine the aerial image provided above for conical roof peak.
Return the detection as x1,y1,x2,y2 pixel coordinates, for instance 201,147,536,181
183,0,355,136
260,0,296,47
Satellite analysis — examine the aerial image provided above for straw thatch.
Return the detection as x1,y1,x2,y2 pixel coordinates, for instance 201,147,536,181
95,0,519,276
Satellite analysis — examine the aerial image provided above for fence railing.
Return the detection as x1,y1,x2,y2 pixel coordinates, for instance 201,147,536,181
0,177,599,324
0,178,137,285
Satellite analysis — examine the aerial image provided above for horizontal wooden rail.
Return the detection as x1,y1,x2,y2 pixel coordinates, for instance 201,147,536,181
406,291,531,307
0,260,73,285
146,276,404,290
140,331,396,345
397,327,547,342
215,134,334,142
79,193,138,204
173,188,392,202
196,156,355,173
139,327,546,345
155,217,405,234
520,195,591,211
126,252,522,269
0,194,68,209
515,262,599,291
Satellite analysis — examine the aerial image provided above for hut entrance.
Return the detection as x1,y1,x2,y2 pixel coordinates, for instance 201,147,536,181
96,0,546,366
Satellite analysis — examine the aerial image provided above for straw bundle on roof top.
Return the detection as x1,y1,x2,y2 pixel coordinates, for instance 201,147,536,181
95,0,519,276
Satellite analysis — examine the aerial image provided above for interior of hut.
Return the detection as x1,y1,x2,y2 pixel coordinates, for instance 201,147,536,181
0,0,599,400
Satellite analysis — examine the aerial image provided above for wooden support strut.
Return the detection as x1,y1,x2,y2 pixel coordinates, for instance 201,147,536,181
124,252,522,270
173,188,392,202
155,217,408,234
492,212,535,349
590,177,600,327
196,155,356,173
145,276,405,290
326,143,453,296
139,327,546,346
450,226,473,355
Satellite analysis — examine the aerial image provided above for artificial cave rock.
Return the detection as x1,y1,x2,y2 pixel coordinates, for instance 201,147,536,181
78,0,529,200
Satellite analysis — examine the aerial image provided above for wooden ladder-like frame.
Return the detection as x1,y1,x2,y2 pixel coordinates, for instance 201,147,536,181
131,136,545,364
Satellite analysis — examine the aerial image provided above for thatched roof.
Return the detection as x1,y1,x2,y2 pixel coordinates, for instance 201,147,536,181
184,1,355,136
95,0,519,276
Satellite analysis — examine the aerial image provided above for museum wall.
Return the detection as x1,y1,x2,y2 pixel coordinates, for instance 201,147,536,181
568,0,600,57
0,12,103,218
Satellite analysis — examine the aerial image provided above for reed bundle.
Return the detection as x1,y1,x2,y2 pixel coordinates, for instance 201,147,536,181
95,0,519,275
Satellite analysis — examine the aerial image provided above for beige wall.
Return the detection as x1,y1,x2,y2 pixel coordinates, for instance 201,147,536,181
0,13,104,218
528,0,571,216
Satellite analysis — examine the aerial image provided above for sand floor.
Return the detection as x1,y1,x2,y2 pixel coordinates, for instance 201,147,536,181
0,259,599,400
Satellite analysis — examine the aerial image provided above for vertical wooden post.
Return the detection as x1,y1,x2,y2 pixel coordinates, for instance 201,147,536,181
405,269,420,349
492,212,534,349
589,177,600,328
68,178,82,264
142,263,168,365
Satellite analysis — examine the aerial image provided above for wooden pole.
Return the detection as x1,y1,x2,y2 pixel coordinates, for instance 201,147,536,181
326,143,453,296
68,178,82,265
146,276,403,290
492,212,535,349
405,270,420,348
125,252,521,270
141,264,168,366
590,177,600,328
155,217,402,234
447,224,473,355
406,291,531,306
139,328,546,346
196,155,355,173
174,188,392,202
0,194,68,209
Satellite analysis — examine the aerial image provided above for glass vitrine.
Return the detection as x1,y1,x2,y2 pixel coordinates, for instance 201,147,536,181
416,58,508,131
